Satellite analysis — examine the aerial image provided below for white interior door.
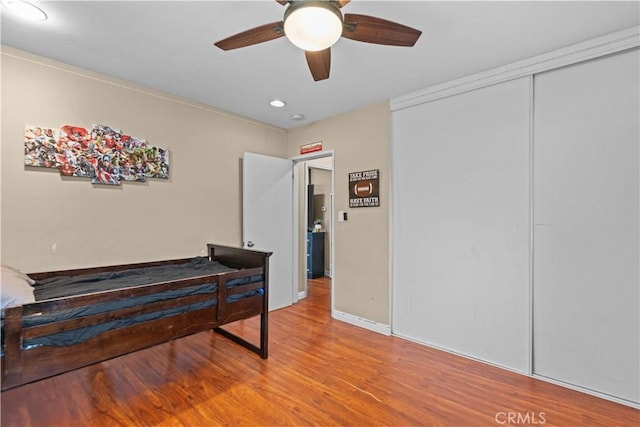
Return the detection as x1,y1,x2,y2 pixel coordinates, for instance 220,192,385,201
243,152,294,311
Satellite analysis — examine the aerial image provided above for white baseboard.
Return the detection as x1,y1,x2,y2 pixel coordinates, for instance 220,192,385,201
297,290,307,300
332,310,391,336
532,374,640,409
393,331,528,375
393,332,639,409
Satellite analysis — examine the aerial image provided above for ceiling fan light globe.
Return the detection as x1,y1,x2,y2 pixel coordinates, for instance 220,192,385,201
284,3,343,52
1,0,47,21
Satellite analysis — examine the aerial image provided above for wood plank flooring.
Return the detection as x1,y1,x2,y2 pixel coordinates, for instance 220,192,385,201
2,277,638,426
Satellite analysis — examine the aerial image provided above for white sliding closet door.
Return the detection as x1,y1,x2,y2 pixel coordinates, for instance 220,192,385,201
391,77,531,372
533,49,639,404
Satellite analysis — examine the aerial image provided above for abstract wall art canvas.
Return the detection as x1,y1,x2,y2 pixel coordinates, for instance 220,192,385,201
24,123,169,186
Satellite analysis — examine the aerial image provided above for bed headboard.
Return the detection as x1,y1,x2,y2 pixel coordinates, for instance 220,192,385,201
207,244,272,270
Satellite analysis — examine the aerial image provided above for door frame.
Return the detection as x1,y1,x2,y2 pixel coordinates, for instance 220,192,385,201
289,150,335,309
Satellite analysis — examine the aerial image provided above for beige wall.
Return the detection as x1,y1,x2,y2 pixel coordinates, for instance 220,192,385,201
1,47,391,325
1,47,286,272
287,102,390,324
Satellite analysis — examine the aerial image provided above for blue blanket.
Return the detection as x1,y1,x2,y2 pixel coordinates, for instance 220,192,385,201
33,257,234,300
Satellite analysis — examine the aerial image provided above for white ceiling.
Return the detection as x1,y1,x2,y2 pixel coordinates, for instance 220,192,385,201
1,1,638,129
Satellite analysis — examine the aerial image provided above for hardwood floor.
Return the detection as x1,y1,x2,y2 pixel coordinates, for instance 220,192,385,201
2,277,638,426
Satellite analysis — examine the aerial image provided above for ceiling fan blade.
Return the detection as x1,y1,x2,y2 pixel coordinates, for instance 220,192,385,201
342,14,422,47
305,48,331,82
275,0,288,5
214,21,285,51
336,0,351,7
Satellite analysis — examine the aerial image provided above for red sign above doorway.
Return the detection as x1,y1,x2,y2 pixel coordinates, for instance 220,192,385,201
300,141,322,155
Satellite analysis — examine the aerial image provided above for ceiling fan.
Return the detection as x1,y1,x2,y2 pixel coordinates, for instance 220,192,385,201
214,0,422,81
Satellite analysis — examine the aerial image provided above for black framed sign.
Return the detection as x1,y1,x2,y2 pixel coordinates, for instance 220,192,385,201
349,169,380,208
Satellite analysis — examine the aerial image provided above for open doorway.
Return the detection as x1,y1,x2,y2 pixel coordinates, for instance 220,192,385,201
291,151,334,307
306,160,332,275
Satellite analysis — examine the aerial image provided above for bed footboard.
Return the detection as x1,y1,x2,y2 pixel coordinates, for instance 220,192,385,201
208,244,272,359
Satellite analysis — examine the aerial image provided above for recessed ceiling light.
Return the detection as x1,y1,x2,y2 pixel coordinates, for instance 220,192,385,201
269,99,286,108
1,0,47,21
291,114,305,121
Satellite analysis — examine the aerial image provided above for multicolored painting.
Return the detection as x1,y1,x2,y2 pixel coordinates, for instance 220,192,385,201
24,124,169,185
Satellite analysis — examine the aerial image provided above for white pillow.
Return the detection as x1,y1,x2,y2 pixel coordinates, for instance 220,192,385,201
1,265,36,309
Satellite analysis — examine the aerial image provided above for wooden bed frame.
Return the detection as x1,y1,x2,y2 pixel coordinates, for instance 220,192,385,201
1,244,271,390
